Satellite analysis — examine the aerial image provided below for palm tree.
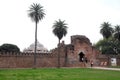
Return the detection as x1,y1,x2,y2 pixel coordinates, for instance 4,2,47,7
114,25,120,41
100,22,113,39
52,19,68,68
28,3,45,68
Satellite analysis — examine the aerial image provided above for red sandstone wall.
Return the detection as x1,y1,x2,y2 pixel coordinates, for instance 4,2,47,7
0,52,66,68
96,55,120,67
2,35,116,68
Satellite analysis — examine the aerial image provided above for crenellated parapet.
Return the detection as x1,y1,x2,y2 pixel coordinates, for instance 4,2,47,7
0,52,59,57
0,35,104,68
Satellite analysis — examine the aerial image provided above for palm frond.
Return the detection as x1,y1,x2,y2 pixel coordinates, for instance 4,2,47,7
100,22,113,39
52,19,68,40
28,3,45,23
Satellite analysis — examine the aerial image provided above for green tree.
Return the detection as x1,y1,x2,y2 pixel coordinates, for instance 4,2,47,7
114,25,120,41
100,22,113,39
94,22,120,55
94,37,120,55
28,3,45,68
52,19,68,68
0,44,20,52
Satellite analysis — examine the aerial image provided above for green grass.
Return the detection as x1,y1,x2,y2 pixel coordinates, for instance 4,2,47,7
0,68,120,80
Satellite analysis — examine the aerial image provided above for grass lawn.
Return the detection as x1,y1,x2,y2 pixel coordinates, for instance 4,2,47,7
0,68,120,80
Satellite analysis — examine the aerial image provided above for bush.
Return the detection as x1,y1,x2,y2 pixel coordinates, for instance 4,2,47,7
0,43,20,52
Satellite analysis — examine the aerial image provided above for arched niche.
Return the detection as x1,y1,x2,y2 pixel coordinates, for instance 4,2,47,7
79,52,85,62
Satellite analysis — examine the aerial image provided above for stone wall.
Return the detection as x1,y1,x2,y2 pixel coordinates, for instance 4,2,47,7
0,35,101,68
0,52,66,68
97,55,120,67
63,35,100,67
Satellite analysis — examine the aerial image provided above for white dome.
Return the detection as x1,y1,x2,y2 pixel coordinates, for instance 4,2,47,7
23,41,48,53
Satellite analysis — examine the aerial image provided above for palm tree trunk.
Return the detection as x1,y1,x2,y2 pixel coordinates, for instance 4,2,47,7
58,39,60,68
34,21,37,68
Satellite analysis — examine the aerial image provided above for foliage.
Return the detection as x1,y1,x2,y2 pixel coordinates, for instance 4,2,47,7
94,22,120,54
0,68,120,80
100,22,113,39
114,25,120,41
94,38,120,54
52,19,68,43
28,3,45,23
0,43,20,52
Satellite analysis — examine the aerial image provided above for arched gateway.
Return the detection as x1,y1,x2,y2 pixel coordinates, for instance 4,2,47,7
79,52,85,62
0,35,100,68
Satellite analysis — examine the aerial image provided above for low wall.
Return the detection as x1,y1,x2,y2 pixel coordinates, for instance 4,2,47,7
0,52,65,68
97,55,120,67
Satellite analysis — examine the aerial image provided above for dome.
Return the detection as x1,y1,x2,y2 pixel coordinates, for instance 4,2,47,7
23,41,48,53
29,42,44,49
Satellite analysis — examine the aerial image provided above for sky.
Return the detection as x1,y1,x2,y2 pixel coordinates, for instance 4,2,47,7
0,0,120,51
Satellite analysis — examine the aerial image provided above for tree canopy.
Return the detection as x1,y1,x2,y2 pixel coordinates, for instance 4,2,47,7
94,22,120,55
114,25,120,41
0,43,20,52
28,3,45,23
100,22,113,39
52,19,68,44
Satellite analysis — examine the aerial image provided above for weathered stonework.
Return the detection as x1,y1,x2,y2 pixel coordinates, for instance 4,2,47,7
1,35,119,68
56,35,100,67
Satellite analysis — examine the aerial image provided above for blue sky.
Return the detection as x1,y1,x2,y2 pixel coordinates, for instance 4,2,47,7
0,0,120,51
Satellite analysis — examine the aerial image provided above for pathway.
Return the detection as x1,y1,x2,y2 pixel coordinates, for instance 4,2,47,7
90,67,120,71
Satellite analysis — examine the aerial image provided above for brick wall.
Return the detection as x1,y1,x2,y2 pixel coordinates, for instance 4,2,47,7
97,55,120,67
0,35,101,68
0,52,66,68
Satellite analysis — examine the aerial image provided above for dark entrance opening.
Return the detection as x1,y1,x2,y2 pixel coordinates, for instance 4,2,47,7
79,52,85,62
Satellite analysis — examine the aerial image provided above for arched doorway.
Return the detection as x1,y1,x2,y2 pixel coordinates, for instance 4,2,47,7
79,52,85,62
